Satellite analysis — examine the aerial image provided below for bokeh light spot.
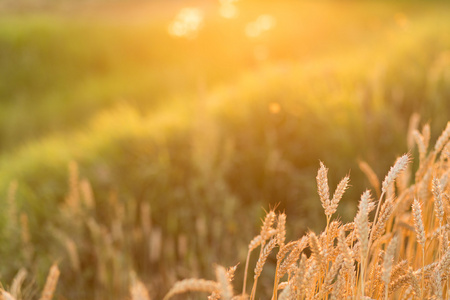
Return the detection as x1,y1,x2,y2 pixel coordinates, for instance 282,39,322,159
269,102,281,114
395,13,410,30
257,14,276,31
219,0,239,19
245,14,276,38
168,7,204,38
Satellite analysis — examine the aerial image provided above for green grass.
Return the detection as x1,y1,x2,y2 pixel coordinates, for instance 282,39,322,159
1,0,441,149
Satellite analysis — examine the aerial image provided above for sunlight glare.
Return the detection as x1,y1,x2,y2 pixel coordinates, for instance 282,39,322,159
257,14,276,31
219,0,239,19
245,14,276,38
168,8,204,38
219,3,238,19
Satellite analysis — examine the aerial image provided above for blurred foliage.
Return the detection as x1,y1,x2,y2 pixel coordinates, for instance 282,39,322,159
0,0,449,299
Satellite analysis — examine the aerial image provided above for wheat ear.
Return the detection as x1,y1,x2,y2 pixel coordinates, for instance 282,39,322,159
130,275,151,300
412,198,426,292
434,121,450,153
382,236,398,300
356,190,371,297
382,154,410,194
432,177,444,225
370,154,410,255
251,238,277,300
242,211,276,296
327,174,350,217
359,160,381,198
0,290,16,300
10,268,27,299
317,161,330,215
276,213,286,248
413,130,427,164
39,264,60,300
278,284,292,300
163,279,219,300
215,265,233,300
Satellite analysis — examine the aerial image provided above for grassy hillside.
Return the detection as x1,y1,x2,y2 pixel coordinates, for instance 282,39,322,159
1,0,446,148
0,0,449,299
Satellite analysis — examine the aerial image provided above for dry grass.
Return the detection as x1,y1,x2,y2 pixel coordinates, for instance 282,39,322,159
1,265,60,300
164,120,450,299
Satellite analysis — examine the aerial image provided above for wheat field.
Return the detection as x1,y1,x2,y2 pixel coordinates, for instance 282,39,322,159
1,0,450,299
162,120,450,300
1,121,448,300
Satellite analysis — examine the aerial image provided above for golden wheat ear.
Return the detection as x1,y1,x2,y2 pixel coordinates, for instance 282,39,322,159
1,290,17,300
215,265,234,300
356,190,372,297
327,174,350,217
316,161,330,214
381,154,411,194
39,264,60,300
130,272,151,300
434,121,450,154
163,279,219,300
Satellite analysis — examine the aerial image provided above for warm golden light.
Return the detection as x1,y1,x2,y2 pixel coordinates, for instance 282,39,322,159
253,45,269,61
219,3,238,19
3,1,450,299
219,0,239,19
395,12,410,30
245,14,276,38
257,14,276,31
269,102,281,114
168,7,204,38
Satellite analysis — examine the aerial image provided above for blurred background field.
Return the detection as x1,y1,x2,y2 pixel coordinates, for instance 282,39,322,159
0,0,449,299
